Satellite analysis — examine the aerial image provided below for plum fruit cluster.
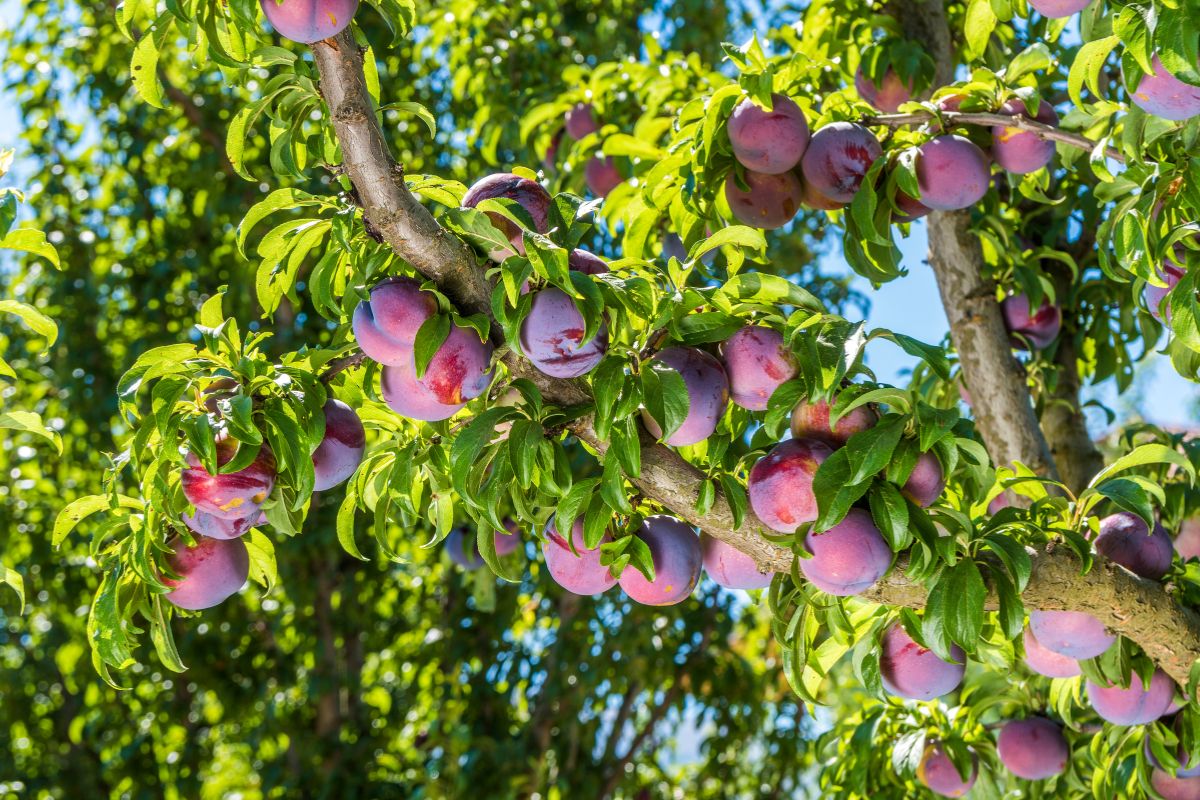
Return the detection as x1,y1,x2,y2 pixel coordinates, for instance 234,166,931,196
167,396,365,609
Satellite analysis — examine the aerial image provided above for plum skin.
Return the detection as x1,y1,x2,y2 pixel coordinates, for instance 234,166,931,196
724,170,803,230
917,744,977,798
564,102,599,140
700,532,773,590
915,135,991,211
351,277,437,366
162,535,251,610
992,99,1059,174
879,623,966,701
1028,609,1115,660
901,451,945,508
1146,262,1187,323
312,399,366,491
748,438,833,533
380,324,494,422
1001,293,1062,350
800,508,892,595
183,510,261,541
720,325,798,411
855,67,913,114
586,156,623,198
260,0,358,44
619,515,703,606
641,346,730,447
181,439,277,521
997,717,1069,780
1029,0,1092,17
462,173,552,260
519,288,608,378
790,398,877,446
1128,54,1200,122
727,93,810,175
542,518,617,595
1087,668,1176,725
1152,770,1200,800
1095,511,1174,580
799,122,882,204
445,524,521,569
1022,626,1081,678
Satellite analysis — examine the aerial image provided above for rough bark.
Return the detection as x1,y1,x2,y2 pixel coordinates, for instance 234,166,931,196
926,211,1060,478
308,28,1200,687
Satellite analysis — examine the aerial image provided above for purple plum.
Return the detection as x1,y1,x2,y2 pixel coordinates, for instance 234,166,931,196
879,623,966,700
312,399,366,491
748,438,833,533
799,122,882,204
1095,511,1174,580
800,507,892,595
992,99,1059,174
1028,609,1115,660
915,135,991,211
351,277,437,366
720,325,798,411
542,517,617,596
162,534,250,611
1087,668,1175,725
641,346,730,447
700,532,773,590
727,93,810,175
619,515,703,606
997,717,1069,780
260,0,358,44
724,169,803,229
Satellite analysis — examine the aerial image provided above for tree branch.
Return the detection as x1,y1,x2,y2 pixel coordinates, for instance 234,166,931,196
863,111,1125,163
308,28,1200,688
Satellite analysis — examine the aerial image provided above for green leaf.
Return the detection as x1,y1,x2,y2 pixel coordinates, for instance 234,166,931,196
641,360,690,443
812,448,871,532
925,560,986,655
0,228,61,268
413,314,451,379
0,300,58,345
130,20,166,109
54,495,141,546
1,562,25,613
0,410,62,453
1068,35,1119,107
963,0,997,61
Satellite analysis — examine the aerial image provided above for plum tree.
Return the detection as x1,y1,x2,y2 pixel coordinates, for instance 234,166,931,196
901,451,946,507
462,173,552,259
181,438,276,520
879,623,966,700
719,325,798,411
748,438,833,533
799,508,892,595
726,93,809,175
182,510,261,540
1087,669,1175,725
351,277,437,366
541,518,616,596
700,532,773,590
381,323,494,421
1028,610,1115,659
640,346,729,446
992,99,1059,174
855,67,913,113
789,397,878,446
1094,511,1174,581
799,122,882,204
1152,770,1200,800
1146,262,1187,323
564,102,599,139
723,169,803,229
519,288,608,378
1001,293,1062,350
618,515,703,606
585,156,622,198
996,717,1069,780
1022,626,1081,678
161,535,251,610
914,135,991,211
311,399,366,491
1028,0,1093,17
916,744,977,798
1127,54,1200,121
259,0,357,44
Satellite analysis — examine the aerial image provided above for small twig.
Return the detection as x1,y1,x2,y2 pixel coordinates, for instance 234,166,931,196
862,110,1126,164
319,350,368,382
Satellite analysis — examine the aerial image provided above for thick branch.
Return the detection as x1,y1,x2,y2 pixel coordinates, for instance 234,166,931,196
308,29,1200,687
